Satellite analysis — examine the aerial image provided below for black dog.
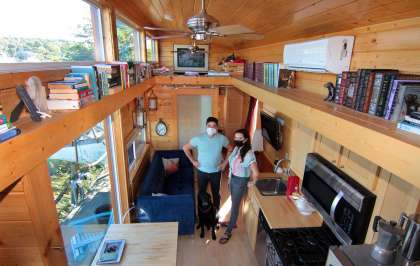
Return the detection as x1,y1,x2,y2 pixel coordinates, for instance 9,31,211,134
197,192,217,240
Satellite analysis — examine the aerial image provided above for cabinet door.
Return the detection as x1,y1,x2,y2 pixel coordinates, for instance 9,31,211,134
289,122,316,177
314,134,341,165
339,148,379,190
243,191,259,251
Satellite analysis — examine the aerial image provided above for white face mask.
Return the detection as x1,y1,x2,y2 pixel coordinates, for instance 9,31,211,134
206,127,217,136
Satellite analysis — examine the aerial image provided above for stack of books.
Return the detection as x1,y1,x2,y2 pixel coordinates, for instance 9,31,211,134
70,66,99,100
244,61,292,88
398,113,420,135
334,70,420,120
0,107,20,143
47,80,95,110
95,64,122,97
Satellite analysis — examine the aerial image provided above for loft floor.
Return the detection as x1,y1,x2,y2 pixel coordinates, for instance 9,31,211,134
176,173,258,266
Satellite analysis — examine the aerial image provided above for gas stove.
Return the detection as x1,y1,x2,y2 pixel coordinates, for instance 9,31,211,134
267,225,340,266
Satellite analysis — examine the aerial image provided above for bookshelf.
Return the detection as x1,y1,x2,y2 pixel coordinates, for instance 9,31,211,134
0,82,153,192
231,77,420,188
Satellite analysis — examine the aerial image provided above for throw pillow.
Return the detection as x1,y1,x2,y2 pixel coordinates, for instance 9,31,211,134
162,157,180,176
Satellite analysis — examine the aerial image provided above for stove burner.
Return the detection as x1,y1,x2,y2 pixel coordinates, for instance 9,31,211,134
286,239,295,247
306,236,318,246
269,225,340,266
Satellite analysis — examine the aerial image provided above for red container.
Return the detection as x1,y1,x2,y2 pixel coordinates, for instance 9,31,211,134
286,175,300,199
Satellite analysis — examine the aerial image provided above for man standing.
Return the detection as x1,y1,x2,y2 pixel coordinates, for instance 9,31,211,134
183,117,232,210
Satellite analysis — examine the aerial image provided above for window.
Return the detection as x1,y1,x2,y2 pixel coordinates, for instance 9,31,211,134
0,0,101,63
116,19,142,62
146,36,158,62
48,121,115,265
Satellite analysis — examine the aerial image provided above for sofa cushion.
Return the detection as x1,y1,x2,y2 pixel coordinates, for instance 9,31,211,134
162,157,180,176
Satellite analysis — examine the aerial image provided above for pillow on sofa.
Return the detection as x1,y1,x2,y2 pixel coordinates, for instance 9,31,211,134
162,157,180,176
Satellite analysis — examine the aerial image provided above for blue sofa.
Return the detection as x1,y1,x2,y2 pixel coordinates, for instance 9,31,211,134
136,150,195,235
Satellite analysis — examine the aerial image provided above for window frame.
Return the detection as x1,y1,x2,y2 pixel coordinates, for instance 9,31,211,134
0,1,105,72
116,16,143,62
145,34,158,63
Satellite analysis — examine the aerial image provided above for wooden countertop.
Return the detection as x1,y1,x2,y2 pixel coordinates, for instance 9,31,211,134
91,222,178,266
251,185,323,229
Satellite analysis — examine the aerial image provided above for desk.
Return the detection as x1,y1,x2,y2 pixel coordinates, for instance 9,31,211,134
91,222,178,266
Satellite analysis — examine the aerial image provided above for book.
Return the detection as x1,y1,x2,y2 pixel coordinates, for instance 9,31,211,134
376,72,398,117
362,71,376,112
48,80,88,90
97,239,125,264
0,123,9,133
254,63,264,83
351,69,364,109
49,89,93,100
48,86,90,94
334,74,342,104
0,127,21,143
244,62,255,80
95,64,122,97
384,79,420,120
368,72,385,115
390,84,420,122
338,72,350,105
47,95,94,110
355,69,373,111
397,120,420,135
344,72,358,108
405,115,420,126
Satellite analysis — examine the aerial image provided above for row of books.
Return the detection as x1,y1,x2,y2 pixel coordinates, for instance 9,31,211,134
0,106,20,143
244,62,292,88
334,69,420,121
46,62,153,110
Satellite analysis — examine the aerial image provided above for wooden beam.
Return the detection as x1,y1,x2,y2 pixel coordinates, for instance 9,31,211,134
0,81,153,192
102,5,119,61
23,163,67,265
231,77,420,188
111,109,131,224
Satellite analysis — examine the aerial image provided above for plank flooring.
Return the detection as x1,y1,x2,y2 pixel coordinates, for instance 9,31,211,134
176,173,258,266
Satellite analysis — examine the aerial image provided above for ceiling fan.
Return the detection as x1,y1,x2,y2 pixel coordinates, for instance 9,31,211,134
143,0,264,43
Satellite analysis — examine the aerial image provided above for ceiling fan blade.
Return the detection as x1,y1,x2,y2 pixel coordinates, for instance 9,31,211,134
151,34,191,40
210,24,254,35
220,33,265,40
143,26,190,33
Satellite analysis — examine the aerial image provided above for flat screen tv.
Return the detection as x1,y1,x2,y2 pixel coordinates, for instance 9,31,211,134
173,44,209,73
260,111,284,150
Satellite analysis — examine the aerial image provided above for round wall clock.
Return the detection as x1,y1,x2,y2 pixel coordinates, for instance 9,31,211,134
155,119,168,136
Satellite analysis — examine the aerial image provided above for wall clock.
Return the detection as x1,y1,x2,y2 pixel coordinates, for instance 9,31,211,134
155,119,168,136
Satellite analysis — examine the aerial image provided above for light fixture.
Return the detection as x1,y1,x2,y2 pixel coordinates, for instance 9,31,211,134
136,97,147,128
148,90,158,111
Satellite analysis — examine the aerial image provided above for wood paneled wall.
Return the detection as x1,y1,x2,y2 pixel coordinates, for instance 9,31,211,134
147,85,221,150
158,38,233,71
236,16,420,95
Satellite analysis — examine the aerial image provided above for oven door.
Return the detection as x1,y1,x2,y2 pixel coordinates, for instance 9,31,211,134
255,211,268,266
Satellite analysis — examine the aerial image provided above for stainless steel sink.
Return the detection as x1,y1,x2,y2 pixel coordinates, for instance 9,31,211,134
255,178,287,196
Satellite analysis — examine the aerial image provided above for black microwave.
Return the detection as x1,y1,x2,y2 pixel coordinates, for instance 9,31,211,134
302,153,376,245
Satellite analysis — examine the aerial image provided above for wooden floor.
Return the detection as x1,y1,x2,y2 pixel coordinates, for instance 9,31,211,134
176,174,258,266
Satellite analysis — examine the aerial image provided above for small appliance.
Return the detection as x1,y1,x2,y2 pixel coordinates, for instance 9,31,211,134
370,216,404,264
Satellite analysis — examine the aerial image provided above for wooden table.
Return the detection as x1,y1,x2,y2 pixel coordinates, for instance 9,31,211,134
90,222,178,266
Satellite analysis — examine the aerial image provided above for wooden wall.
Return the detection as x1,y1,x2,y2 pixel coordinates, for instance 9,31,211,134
235,16,420,243
147,85,221,150
236,16,420,96
158,38,233,71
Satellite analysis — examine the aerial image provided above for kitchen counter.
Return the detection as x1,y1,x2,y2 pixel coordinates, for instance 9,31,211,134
90,222,178,266
250,176,323,229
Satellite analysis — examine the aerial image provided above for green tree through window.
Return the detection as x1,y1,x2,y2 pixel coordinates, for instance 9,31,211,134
116,20,135,62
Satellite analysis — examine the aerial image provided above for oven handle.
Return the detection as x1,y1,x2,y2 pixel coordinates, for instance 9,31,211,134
330,191,344,222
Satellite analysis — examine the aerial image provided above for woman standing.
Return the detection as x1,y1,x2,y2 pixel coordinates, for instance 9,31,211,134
219,128,259,244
